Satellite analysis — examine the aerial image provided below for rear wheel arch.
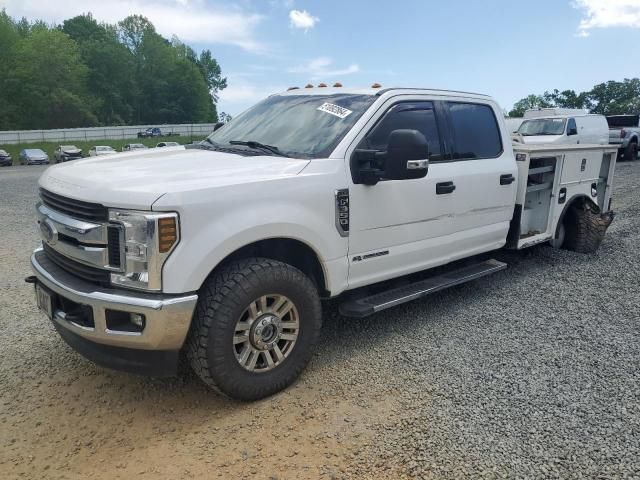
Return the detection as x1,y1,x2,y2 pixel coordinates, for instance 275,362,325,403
555,195,599,238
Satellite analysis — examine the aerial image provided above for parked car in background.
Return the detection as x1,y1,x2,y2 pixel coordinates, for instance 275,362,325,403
89,146,117,157
122,143,148,152
607,114,639,160
0,149,12,166
19,149,49,165
138,127,162,138
54,145,83,163
517,113,608,145
156,141,180,148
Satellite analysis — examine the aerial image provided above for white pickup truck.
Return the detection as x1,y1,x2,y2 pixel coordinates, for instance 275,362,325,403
28,86,618,400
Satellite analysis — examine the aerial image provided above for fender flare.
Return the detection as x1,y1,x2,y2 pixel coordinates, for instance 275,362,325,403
554,194,600,238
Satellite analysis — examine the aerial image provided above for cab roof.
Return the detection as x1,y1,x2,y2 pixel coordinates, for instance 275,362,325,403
275,86,491,100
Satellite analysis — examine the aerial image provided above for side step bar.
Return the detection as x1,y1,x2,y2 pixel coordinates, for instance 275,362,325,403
339,259,507,318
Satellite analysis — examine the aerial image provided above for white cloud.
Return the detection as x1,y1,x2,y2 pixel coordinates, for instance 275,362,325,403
288,57,360,80
573,0,640,37
289,9,318,31
0,0,266,52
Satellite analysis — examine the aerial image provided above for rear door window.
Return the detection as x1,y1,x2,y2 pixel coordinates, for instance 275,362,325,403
446,102,502,160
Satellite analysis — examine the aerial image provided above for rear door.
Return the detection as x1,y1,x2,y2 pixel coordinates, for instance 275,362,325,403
440,101,517,253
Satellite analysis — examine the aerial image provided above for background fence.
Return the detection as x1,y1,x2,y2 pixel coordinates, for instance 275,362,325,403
0,123,217,145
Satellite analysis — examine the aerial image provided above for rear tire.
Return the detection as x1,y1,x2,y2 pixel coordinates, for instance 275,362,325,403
563,202,614,254
624,141,638,161
186,257,322,401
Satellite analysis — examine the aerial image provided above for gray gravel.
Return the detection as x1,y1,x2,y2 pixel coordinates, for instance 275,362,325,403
1,162,639,479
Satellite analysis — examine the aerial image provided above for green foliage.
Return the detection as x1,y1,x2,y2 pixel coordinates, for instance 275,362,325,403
508,95,553,117
0,10,226,130
510,78,640,117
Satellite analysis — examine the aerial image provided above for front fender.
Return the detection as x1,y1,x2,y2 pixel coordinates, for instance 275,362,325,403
157,175,348,295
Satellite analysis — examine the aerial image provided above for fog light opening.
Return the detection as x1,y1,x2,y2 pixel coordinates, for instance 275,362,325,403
105,310,146,333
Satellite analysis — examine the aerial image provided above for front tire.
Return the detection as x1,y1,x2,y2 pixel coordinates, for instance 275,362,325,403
186,258,322,400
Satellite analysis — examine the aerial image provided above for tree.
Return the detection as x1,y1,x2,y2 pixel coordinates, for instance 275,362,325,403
543,89,590,110
588,79,640,115
197,49,227,101
6,27,97,128
508,95,552,117
0,11,227,129
63,14,137,125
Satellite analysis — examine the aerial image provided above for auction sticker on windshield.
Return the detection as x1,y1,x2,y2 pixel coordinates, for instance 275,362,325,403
317,103,353,119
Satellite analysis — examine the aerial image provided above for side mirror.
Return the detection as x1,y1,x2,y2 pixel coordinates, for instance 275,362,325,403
213,122,224,132
382,129,429,181
352,129,429,185
567,122,578,136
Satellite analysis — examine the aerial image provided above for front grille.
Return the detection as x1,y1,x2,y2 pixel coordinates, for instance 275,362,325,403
43,243,110,286
40,189,108,222
107,226,122,268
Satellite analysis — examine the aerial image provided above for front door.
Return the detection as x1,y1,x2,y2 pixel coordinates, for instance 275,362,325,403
346,99,459,289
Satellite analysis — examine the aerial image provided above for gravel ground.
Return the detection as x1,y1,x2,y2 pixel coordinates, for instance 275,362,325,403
1,162,639,479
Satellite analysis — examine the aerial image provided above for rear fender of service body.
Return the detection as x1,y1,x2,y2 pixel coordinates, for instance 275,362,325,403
154,157,350,296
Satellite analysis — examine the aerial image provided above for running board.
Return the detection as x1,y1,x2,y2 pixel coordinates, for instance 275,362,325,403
339,259,507,318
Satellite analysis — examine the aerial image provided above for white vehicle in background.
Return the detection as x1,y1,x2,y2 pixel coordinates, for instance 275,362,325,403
606,115,639,160
517,111,608,146
28,85,619,401
122,143,147,152
89,146,117,157
156,141,181,148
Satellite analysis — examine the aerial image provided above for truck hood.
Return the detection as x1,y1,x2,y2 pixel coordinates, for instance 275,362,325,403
39,148,311,209
521,135,564,144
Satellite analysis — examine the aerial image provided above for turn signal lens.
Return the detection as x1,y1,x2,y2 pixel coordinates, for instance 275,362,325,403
158,217,177,253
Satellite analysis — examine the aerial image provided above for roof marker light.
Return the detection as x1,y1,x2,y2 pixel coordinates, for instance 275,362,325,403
318,83,327,87
305,83,314,88
371,83,382,88
333,82,343,87
287,86,300,91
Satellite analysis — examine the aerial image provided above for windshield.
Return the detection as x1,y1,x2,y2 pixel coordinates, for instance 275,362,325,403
206,93,376,158
518,118,566,136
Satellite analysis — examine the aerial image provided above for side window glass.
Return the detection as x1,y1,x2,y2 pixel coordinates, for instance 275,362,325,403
360,102,443,161
447,102,502,159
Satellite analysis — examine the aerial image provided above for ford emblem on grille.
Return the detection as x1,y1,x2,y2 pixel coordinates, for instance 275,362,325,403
39,219,58,246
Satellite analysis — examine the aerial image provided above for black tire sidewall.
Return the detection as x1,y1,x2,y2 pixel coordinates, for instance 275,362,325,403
204,262,321,400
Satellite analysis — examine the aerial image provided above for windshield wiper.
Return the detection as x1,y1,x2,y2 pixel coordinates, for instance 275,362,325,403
229,140,288,157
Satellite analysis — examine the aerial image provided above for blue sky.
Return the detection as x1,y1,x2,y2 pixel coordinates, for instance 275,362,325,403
3,0,640,115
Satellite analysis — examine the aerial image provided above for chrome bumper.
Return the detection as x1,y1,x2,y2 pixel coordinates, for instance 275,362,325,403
31,249,197,350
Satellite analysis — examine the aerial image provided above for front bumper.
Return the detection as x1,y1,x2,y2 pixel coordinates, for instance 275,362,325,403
30,249,198,374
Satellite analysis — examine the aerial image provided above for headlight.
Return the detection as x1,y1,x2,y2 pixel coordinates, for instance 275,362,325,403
108,209,179,291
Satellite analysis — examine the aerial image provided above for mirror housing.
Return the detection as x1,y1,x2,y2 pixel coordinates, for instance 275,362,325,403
213,122,224,132
351,129,429,185
382,129,429,181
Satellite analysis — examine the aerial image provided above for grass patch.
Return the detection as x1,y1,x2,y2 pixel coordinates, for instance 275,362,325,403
0,135,204,166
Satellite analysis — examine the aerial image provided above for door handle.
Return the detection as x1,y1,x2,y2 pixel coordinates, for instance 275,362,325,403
500,174,515,185
436,181,456,195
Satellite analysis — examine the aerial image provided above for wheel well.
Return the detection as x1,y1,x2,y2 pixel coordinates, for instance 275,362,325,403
217,238,329,297
555,195,599,237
